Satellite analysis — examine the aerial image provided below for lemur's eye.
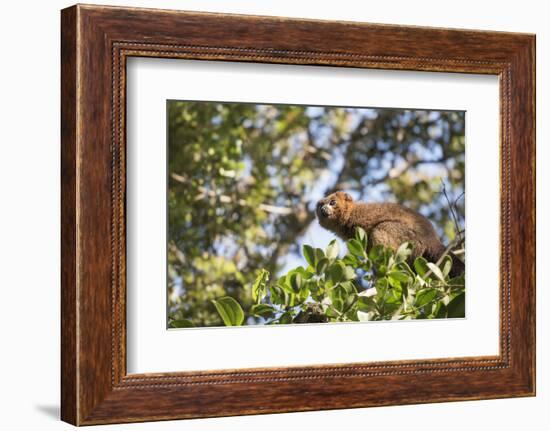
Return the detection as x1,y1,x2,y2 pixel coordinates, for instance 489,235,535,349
329,200,336,206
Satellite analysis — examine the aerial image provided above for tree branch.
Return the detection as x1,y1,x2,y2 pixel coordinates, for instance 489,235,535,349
170,173,293,215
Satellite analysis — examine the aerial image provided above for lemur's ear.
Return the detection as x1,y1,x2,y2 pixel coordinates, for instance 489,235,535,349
341,192,353,202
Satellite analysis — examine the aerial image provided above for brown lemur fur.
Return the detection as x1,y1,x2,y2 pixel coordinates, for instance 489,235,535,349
316,191,465,277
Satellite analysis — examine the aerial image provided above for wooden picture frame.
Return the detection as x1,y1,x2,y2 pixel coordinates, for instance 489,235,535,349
61,4,535,425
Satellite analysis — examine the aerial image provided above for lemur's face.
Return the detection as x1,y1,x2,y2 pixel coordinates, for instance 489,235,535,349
316,191,353,227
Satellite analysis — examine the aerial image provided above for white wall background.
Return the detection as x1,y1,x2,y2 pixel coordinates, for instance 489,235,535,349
0,0,546,429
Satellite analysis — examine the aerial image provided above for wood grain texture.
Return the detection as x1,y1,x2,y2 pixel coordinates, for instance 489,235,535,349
60,5,78,425
60,4,536,425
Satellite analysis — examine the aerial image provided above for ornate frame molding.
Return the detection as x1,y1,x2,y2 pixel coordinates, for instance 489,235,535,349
61,5,535,425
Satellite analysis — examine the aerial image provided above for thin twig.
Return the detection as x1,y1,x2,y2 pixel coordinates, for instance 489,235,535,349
171,172,293,215
422,234,465,281
440,179,463,244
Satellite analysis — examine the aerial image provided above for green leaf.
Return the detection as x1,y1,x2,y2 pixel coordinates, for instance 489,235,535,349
386,283,403,304
357,310,371,322
251,269,270,304
414,256,430,277
297,285,311,303
295,266,314,280
316,257,329,275
360,258,373,272
375,277,389,293
342,253,359,267
395,242,412,263
270,285,288,306
387,275,400,289
326,240,340,260
354,227,368,249
415,274,427,287
330,285,346,312
170,319,194,328
355,226,367,243
279,312,293,324
388,270,410,284
306,279,321,296
328,262,344,284
427,262,446,283
357,295,376,312
432,302,448,319
449,274,465,287
343,265,356,281
278,279,296,296
315,248,326,263
303,244,316,267
415,289,438,307
395,261,414,274
380,302,401,318
250,304,276,318
447,292,465,318
324,307,339,318
347,239,366,259
369,244,386,263
211,297,245,326
440,255,453,278
343,294,357,312
289,272,303,292
340,280,357,295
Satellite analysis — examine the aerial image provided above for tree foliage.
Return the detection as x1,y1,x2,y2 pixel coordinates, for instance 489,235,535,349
172,228,465,328
167,101,465,327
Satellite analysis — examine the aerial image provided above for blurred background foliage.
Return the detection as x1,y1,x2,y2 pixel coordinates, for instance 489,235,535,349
167,101,465,327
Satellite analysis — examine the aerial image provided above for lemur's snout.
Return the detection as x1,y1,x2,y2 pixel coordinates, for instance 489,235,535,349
316,201,329,217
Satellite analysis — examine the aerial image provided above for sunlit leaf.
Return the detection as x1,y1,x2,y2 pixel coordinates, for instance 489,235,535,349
326,240,340,260
414,256,430,277
354,227,368,248
347,239,366,259
357,310,370,322
303,245,316,267
343,265,356,281
295,266,314,280
315,248,326,263
212,297,245,326
270,285,288,306
316,258,329,275
395,242,413,263
427,262,446,283
440,255,453,278
289,272,303,292
251,269,270,304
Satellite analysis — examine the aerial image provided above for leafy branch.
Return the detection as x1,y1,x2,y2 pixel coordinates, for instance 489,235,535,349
171,228,465,328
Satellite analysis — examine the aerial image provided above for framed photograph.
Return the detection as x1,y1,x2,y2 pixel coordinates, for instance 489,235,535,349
61,4,535,425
